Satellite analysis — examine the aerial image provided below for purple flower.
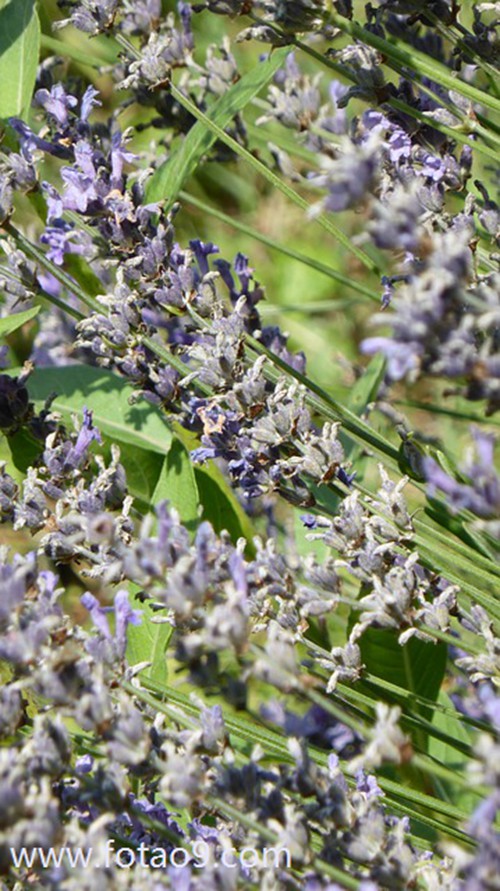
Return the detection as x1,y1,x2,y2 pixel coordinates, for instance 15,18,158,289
40,220,86,266
9,119,66,161
361,337,422,380
309,135,381,213
189,239,219,277
81,589,142,660
355,769,383,799
114,590,142,657
72,407,102,458
81,592,111,639
424,429,500,518
80,85,102,122
34,85,78,126
110,131,137,187
60,165,97,214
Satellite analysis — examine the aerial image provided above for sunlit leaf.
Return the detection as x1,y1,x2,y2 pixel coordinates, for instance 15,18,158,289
0,0,40,118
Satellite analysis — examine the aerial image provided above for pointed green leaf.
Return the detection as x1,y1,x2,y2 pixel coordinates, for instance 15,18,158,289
152,437,199,532
113,443,164,507
64,254,105,299
171,420,256,547
195,465,255,548
428,692,476,813
126,583,173,686
0,306,40,339
4,426,42,475
0,0,40,118
344,354,386,479
347,355,386,420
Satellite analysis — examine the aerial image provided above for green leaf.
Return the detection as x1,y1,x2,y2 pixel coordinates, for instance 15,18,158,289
358,628,447,749
64,254,105,299
126,583,173,686
147,46,289,208
428,691,476,813
0,432,24,484
3,426,42,474
21,364,172,454
172,420,256,547
195,465,255,548
347,355,386,420
151,437,200,532
344,354,386,475
0,0,40,118
113,443,164,508
0,306,40,339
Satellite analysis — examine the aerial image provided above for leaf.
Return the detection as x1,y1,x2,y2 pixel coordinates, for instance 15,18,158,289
151,437,200,532
358,628,447,749
112,442,164,508
428,692,476,813
126,583,173,686
0,432,25,484
0,0,40,118
344,354,386,470
195,465,255,549
146,47,289,207
347,355,386,420
0,306,40,339
64,254,105,299
22,364,172,454
171,420,256,548
3,427,42,474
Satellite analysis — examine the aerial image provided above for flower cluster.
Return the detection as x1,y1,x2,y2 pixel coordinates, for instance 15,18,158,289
3,84,356,508
0,426,454,888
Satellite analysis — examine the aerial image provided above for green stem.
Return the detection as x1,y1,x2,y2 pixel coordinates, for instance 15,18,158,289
133,678,470,844
168,83,381,275
40,33,112,68
179,190,379,302
293,36,499,163
320,9,500,116
422,11,500,94
5,223,101,314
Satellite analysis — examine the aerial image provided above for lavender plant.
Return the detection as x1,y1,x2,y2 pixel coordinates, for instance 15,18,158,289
0,0,499,888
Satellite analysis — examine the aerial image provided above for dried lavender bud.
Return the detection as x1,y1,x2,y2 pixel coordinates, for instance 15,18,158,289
309,134,381,213
350,704,411,772
0,174,13,224
81,589,142,663
55,0,120,34
0,462,18,523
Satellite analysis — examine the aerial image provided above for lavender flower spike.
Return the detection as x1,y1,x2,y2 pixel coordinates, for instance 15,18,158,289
81,589,142,660
424,429,500,518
